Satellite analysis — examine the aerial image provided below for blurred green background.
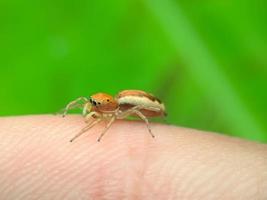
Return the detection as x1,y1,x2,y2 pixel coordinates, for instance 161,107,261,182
1,0,267,142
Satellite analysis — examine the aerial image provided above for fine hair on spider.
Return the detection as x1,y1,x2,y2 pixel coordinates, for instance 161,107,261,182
60,90,166,142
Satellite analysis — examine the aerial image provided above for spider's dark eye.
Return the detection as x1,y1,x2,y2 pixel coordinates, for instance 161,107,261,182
107,99,110,102
92,100,97,106
98,102,101,105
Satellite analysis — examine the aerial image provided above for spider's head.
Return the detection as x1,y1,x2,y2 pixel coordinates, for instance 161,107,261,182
89,93,118,112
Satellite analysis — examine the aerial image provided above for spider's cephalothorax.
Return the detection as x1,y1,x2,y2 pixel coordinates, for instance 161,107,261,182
61,90,166,142
89,93,118,113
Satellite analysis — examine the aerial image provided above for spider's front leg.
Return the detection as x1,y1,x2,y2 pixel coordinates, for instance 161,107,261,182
61,97,88,117
70,112,102,142
84,111,100,123
97,115,116,142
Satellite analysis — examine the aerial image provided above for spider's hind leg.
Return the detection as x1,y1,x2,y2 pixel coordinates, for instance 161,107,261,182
117,107,155,138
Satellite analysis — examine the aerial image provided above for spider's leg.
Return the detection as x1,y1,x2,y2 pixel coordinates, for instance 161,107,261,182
84,111,99,123
97,116,116,142
133,110,155,138
60,97,88,117
70,118,101,142
117,108,155,138
82,102,94,117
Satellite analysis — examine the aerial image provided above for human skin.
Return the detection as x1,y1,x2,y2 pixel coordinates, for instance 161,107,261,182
0,115,266,200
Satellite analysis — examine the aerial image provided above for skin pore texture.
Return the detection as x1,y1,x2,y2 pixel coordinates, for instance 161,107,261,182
0,115,266,200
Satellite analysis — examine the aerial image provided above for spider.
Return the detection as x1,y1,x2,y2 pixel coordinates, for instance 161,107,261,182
61,90,166,142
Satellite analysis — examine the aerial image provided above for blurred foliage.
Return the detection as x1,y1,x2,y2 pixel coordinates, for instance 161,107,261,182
1,0,266,142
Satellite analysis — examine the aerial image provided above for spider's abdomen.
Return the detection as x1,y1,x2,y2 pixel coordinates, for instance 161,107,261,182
116,90,166,117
